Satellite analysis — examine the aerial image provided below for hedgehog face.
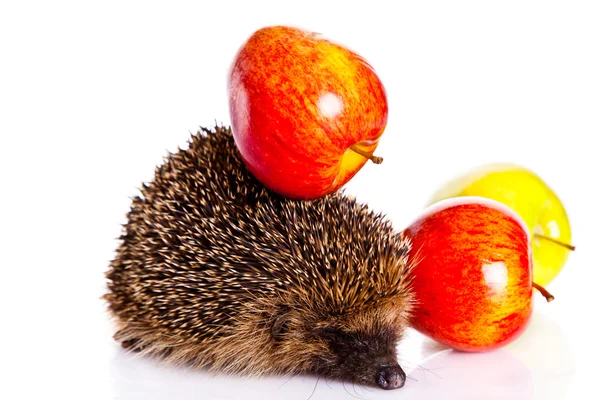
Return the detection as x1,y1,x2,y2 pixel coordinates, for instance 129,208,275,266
314,324,406,390
270,304,409,390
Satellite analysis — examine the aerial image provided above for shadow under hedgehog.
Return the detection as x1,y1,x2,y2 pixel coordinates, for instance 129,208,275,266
104,125,415,390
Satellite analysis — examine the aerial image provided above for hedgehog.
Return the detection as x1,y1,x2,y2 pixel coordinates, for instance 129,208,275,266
104,125,414,390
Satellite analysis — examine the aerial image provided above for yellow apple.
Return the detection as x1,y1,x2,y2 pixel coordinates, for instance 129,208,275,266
428,163,574,287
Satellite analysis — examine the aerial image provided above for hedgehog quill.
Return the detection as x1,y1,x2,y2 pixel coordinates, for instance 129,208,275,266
104,126,415,390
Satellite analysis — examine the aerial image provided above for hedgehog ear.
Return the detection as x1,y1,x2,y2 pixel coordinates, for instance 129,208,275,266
271,314,290,340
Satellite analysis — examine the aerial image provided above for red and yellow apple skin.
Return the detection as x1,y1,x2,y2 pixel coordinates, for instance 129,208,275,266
228,25,388,200
404,197,534,352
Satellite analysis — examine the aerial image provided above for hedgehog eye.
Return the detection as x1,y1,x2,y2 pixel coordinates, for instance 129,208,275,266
271,314,290,340
318,326,340,340
318,326,352,344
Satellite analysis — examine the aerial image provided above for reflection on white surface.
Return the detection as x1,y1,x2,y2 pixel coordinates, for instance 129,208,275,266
400,312,573,400
403,350,534,399
504,311,575,400
109,312,573,400
110,352,324,400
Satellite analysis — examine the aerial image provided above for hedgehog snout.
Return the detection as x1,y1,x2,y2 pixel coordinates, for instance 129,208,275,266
376,365,406,390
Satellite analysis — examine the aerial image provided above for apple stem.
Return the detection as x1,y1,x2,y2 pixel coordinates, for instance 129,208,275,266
349,145,383,164
532,282,555,302
533,234,576,251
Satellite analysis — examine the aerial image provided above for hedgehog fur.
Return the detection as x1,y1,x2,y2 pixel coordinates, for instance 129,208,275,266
104,125,414,390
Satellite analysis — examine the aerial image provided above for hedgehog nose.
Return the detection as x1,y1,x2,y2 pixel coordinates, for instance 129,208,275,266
376,365,406,390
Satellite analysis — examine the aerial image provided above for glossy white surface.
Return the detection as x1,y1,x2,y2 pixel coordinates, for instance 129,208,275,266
2,1,599,399
105,306,584,400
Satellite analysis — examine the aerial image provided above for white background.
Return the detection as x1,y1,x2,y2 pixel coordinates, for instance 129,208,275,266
1,1,599,399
